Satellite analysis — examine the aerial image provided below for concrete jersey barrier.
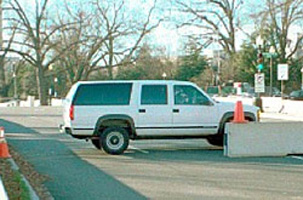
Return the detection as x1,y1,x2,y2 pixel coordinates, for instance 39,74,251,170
224,122,303,157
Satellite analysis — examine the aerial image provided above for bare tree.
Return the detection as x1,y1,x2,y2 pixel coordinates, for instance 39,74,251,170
116,43,176,80
53,7,93,86
0,29,17,98
176,0,244,56
6,0,76,105
0,0,6,97
256,0,303,62
0,0,18,97
97,0,162,79
55,0,162,86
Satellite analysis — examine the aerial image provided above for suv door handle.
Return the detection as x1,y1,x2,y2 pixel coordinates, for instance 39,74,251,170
173,109,179,113
139,109,146,113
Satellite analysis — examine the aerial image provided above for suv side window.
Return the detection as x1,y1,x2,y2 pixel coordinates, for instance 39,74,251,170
174,85,210,105
141,85,167,105
73,83,132,105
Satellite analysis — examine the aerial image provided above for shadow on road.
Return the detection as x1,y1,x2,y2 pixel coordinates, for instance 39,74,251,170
0,119,146,200
125,146,303,166
0,119,38,133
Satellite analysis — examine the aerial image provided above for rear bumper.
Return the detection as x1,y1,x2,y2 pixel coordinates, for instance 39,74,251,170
59,124,73,135
59,124,96,139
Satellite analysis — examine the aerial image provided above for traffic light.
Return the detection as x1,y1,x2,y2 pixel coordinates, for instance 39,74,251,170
257,52,264,71
257,52,263,63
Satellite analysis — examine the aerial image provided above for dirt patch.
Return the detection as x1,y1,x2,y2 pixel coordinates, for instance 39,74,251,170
0,145,53,200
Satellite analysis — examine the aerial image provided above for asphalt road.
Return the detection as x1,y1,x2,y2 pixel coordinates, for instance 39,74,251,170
1,107,303,200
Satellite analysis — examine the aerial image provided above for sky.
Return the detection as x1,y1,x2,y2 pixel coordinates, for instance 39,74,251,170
3,0,303,57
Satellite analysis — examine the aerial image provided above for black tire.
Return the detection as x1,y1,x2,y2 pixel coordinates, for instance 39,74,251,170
207,135,223,146
91,139,102,150
207,117,233,146
207,116,254,146
101,127,129,155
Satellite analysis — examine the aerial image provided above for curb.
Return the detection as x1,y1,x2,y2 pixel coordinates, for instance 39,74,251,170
8,158,40,200
261,113,303,122
7,158,55,200
0,176,8,200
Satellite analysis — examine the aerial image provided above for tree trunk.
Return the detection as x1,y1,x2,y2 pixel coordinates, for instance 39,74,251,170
36,66,48,105
108,35,114,80
0,58,6,97
0,1,4,97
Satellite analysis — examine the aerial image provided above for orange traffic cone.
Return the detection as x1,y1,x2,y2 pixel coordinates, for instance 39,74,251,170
0,127,11,158
232,101,248,123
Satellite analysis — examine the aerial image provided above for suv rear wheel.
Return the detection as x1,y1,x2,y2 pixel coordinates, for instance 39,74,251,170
91,139,102,150
101,127,129,155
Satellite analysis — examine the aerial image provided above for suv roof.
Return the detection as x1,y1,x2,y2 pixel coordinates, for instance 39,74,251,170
76,80,191,85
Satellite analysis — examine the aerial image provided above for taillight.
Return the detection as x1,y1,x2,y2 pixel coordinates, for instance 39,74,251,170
69,105,74,121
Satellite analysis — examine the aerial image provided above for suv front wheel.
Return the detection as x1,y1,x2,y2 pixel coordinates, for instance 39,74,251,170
207,117,233,146
101,127,129,155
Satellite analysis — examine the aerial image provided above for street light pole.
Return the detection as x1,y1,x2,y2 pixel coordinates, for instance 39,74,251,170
48,64,54,105
270,56,273,96
54,77,58,97
301,67,303,90
12,64,17,100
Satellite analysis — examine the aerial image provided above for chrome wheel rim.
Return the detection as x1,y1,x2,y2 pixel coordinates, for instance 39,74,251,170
106,131,124,150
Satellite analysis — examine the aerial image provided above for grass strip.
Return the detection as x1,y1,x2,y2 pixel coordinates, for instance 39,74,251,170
0,159,31,200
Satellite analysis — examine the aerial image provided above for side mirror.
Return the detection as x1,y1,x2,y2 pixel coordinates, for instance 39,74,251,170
205,100,214,106
197,98,213,106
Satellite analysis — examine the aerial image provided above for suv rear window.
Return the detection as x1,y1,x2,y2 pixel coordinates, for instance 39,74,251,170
141,85,167,105
73,83,132,105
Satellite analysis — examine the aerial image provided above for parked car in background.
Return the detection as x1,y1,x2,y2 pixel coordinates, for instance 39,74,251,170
289,90,303,100
206,86,219,97
245,87,285,98
264,87,282,97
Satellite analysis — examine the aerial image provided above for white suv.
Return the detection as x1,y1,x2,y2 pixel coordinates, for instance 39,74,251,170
61,80,259,154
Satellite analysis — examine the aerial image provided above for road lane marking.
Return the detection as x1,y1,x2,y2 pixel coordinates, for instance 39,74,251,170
129,145,149,154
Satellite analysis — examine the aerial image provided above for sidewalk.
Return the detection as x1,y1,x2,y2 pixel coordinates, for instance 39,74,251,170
261,112,303,122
